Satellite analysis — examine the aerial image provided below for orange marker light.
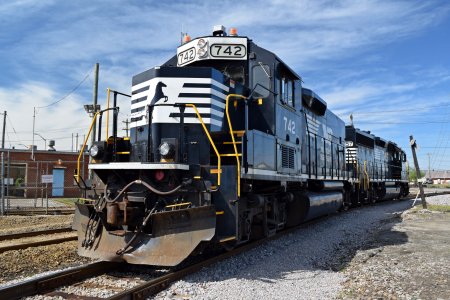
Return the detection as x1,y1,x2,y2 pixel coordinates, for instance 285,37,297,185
183,35,191,44
229,27,238,36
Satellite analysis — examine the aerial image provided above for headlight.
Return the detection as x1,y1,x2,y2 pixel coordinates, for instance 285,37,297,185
197,38,207,48
159,142,175,158
89,144,103,159
197,47,208,58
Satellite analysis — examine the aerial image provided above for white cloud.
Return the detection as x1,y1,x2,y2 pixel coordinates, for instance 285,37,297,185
1,0,449,167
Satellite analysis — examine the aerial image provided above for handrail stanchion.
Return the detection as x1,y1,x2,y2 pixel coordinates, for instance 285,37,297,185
225,94,247,197
76,111,100,184
185,104,221,186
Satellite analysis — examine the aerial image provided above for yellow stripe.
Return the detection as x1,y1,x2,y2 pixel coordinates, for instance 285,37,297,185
223,141,242,144
165,202,192,208
220,153,242,157
116,151,130,154
220,236,236,243
193,176,201,179
232,130,245,137
216,211,224,215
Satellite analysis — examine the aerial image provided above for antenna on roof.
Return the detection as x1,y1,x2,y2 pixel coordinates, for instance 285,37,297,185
349,113,353,126
181,24,190,45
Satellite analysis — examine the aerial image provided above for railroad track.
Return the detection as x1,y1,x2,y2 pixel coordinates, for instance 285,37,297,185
5,207,75,215
0,227,77,253
0,194,443,299
0,216,325,300
0,261,121,300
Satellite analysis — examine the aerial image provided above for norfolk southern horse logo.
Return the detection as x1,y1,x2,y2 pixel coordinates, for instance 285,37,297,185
150,81,168,106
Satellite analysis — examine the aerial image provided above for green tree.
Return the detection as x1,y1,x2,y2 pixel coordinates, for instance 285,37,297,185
409,169,425,182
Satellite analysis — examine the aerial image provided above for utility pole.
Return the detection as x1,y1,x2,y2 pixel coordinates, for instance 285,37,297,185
91,63,99,149
32,107,36,160
122,119,130,137
71,133,74,152
1,152,4,215
76,133,79,152
1,111,6,149
90,63,99,180
426,153,431,179
410,135,427,209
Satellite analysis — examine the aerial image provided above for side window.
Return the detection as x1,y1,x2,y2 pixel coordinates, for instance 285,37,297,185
279,73,295,107
252,63,271,98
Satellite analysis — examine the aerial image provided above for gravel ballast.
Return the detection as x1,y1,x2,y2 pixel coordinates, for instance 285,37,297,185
0,214,85,285
154,199,415,299
0,215,73,235
4,195,448,299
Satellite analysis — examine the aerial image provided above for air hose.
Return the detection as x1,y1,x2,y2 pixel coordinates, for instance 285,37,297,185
105,178,192,203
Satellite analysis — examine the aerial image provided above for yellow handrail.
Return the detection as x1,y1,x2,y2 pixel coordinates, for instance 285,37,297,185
106,88,111,138
363,160,370,191
185,104,221,186
225,94,247,197
76,111,100,183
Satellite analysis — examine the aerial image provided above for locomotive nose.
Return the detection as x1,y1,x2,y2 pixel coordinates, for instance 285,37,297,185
74,204,216,266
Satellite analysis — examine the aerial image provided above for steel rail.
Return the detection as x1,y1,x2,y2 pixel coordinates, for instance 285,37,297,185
0,227,73,241
1,191,445,300
108,218,327,300
0,233,77,253
0,261,121,300
107,193,448,300
5,208,75,215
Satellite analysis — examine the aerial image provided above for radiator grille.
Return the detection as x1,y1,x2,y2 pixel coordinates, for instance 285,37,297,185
281,145,295,169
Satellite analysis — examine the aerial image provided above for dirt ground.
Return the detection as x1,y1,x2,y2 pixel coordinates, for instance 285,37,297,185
340,209,450,299
0,215,73,235
0,214,91,285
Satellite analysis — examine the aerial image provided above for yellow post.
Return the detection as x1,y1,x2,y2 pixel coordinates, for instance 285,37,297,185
106,88,111,138
185,104,221,186
225,94,247,197
76,112,100,183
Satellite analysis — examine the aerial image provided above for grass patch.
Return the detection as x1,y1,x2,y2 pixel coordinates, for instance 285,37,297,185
426,184,450,188
52,198,78,206
411,204,450,213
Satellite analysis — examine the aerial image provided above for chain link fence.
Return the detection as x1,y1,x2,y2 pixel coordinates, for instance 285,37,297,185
0,152,89,214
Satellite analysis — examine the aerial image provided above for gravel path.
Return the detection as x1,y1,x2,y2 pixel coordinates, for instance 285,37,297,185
340,196,450,299
154,199,413,300
424,193,450,206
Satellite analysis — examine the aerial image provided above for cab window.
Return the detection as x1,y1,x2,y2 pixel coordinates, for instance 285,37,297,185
281,77,294,107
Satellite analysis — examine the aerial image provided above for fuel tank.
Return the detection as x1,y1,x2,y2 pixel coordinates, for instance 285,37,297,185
302,191,343,221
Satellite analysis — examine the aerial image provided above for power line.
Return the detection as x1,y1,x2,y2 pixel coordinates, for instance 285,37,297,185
8,125,89,134
36,67,93,109
6,115,23,146
357,120,450,124
350,102,450,115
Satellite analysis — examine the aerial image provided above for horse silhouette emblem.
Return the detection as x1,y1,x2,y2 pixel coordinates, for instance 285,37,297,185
150,81,168,106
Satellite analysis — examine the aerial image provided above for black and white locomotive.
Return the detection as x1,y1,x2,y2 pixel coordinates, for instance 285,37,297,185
74,25,409,266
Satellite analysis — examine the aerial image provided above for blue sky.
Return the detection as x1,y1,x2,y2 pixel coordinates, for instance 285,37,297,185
1,0,450,171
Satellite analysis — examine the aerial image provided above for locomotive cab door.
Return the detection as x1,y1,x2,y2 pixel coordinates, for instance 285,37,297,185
274,61,303,175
